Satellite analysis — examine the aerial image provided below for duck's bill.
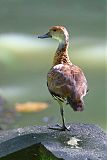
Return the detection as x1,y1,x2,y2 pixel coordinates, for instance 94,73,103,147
38,32,52,39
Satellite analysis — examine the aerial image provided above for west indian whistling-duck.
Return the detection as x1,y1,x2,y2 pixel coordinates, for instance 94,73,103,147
38,26,88,131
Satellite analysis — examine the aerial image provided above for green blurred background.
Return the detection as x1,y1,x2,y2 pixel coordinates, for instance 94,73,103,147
0,0,106,131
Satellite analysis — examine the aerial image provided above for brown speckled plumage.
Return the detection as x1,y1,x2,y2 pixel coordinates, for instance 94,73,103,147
53,46,71,65
38,26,88,130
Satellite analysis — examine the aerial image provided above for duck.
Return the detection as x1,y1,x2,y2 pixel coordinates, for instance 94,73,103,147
38,26,88,131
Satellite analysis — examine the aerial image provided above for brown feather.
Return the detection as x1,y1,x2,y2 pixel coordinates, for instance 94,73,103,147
47,64,88,111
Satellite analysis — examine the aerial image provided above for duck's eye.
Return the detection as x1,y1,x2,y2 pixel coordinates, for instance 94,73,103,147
53,29,56,32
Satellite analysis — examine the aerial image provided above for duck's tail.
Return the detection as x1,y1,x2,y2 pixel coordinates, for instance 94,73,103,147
67,97,84,111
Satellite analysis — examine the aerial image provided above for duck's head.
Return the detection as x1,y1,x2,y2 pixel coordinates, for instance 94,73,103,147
38,26,69,42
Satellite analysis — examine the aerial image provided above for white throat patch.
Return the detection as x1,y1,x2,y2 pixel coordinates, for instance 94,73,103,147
53,64,64,70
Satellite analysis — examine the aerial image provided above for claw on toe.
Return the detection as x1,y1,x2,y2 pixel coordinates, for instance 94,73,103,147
48,124,70,131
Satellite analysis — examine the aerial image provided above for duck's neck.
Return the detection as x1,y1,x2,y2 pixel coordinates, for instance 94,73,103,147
53,37,71,66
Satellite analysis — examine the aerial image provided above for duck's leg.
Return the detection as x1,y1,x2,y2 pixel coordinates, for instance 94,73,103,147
49,100,69,131
58,100,69,131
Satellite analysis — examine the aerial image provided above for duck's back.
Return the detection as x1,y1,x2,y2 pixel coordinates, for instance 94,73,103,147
47,63,88,111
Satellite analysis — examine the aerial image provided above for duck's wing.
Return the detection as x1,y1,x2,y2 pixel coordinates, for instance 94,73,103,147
47,64,88,101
